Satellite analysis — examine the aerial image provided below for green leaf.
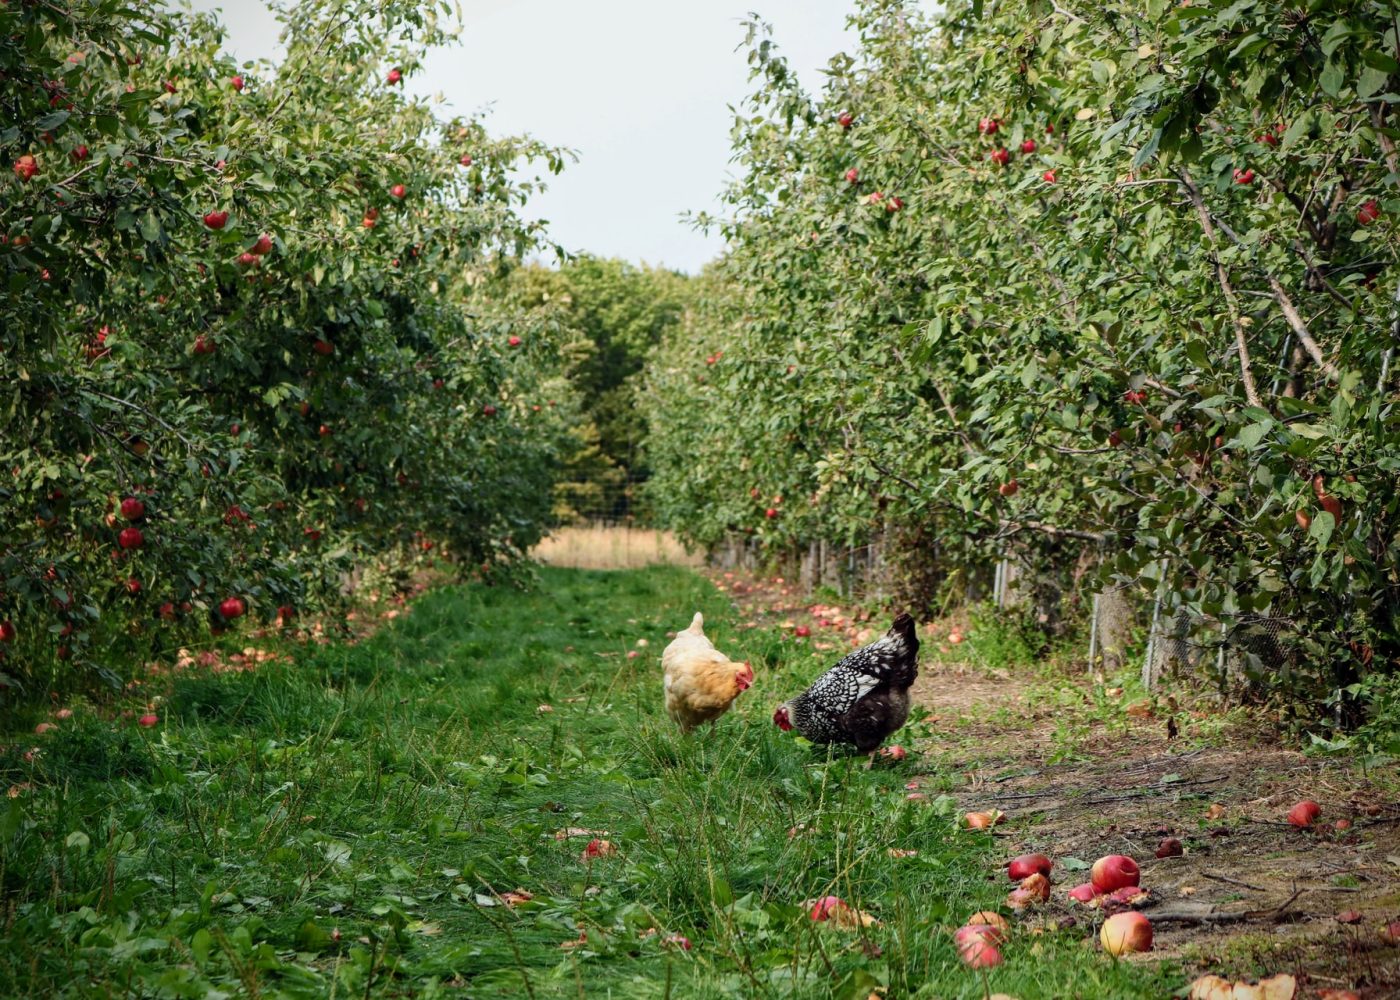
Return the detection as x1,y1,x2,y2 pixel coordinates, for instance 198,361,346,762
64,830,90,852
1357,65,1390,100
1236,421,1271,449
1320,60,1345,97
1309,510,1335,547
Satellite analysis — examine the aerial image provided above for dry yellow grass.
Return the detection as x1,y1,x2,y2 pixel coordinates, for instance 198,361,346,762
532,523,704,571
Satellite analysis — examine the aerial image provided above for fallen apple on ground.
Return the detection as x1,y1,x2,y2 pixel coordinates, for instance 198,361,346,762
1100,911,1152,955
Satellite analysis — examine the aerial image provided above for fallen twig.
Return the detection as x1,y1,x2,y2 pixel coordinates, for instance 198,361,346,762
1201,870,1267,892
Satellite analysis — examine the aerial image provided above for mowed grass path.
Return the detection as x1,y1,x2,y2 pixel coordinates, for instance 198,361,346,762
1,567,1179,998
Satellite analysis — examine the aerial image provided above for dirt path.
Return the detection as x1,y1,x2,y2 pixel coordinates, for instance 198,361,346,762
715,570,1400,998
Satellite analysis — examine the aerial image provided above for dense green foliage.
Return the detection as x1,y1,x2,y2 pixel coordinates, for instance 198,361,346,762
644,0,1400,720
508,257,692,520
1,0,575,695
0,566,1181,998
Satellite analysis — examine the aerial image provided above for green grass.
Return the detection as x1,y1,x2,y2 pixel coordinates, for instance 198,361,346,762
1,566,1182,998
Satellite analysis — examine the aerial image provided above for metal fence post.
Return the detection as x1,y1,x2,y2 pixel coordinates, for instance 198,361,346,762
1088,592,1100,670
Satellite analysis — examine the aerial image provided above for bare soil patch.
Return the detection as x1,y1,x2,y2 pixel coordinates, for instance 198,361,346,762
919,659,1400,997
708,567,1400,997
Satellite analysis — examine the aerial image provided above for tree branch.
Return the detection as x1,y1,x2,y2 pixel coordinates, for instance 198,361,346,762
1369,104,1400,177
1177,170,1264,409
1265,274,1341,381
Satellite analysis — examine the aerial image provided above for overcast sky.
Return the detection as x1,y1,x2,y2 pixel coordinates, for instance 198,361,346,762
188,0,935,274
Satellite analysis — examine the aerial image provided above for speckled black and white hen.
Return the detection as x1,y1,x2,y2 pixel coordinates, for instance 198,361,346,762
772,613,919,755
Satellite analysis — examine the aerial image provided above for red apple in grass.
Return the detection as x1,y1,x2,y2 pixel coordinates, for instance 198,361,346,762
250,233,273,255
990,147,1010,166
1100,911,1152,955
312,339,334,356
13,155,39,181
118,527,144,549
386,67,402,85
72,144,89,162
808,895,845,922
482,404,497,416
203,210,228,230
0,621,14,643
844,167,859,183
1007,853,1052,881
998,479,1019,496
794,625,811,637
1287,800,1321,827
508,336,522,347
459,154,473,166
125,577,141,595
765,507,778,519
193,334,216,355
955,924,1005,966
390,183,406,199
978,117,1000,135
120,497,145,520
1233,168,1255,184
1042,169,1056,183
138,713,159,727
230,75,244,92
838,112,854,129
886,196,904,212
1155,837,1183,858
1020,139,1037,153
1091,855,1140,894
1357,199,1381,226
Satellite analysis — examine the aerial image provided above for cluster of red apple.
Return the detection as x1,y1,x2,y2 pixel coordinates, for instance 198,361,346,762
977,116,1057,183
838,122,904,212
957,849,1153,967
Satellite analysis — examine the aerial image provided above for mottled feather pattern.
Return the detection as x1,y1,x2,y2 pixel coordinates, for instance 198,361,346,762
787,614,919,751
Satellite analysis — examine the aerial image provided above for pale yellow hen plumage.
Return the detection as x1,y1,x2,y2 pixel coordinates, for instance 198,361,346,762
661,612,754,732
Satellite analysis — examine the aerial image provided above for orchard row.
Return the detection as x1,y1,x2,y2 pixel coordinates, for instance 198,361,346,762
1,0,574,693
644,0,1400,720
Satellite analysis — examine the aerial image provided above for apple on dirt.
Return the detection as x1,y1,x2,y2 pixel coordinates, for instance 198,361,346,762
1287,799,1321,828
1100,911,1152,955
1090,854,1140,894
1007,853,1052,880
